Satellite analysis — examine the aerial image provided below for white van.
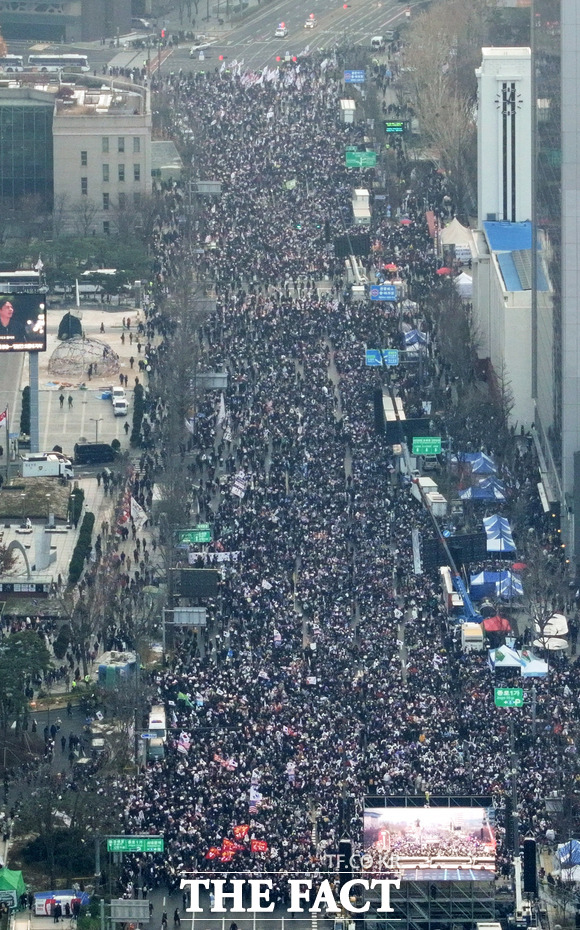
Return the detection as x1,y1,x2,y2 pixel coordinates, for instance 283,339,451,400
113,398,128,417
371,35,385,50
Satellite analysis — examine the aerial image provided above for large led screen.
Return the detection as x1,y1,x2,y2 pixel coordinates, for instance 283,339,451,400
363,805,496,881
0,294,46,352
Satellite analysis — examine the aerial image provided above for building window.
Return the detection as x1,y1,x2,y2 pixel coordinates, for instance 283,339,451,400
102,164,109,182
133,136,141,154
103,193,110,211
81,177,88,195
118,136,125,153
118,192,126,208
118,164,125,182
102,136,109,154
80,150,87,167
133,163,141,182
103,221,110,235
133,192,141,207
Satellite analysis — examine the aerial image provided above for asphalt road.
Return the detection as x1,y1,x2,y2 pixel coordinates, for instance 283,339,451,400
6,0,410,75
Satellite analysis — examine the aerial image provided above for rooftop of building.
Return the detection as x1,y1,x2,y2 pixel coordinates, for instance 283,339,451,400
0,76,148,115
483,221,548,292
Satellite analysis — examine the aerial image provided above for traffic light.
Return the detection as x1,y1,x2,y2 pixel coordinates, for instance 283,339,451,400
218,54,224,60
161,27,166,38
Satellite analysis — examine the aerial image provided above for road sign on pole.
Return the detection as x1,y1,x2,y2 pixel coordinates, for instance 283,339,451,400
369,284,397,301
382,349,400,367
412,437,442,455
178,525,213,544
345,150,377,168
107,837,165,853
494,687,524,708
344,69,366,83
365,349,383,367
140,733,155,740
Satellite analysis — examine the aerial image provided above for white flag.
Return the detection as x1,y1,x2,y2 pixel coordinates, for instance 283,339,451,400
130,496,148,530
34,255,44,272
217,392,226,427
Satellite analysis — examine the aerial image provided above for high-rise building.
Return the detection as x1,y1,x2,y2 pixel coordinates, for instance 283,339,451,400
531,0,580,559
0,88,54,208
0,0,130,42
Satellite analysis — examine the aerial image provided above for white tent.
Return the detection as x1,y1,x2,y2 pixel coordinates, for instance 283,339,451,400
519,650,549,678
488,645,521,670
534,613,568,637
533,636,568,651
439,218,474,261
454,271,472,299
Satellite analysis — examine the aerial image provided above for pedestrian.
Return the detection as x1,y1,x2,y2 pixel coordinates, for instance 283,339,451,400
68,395,73,409
161,913,168,930
173,910,180,927
59,393,65,408
124,421,130,435
130,356,135,369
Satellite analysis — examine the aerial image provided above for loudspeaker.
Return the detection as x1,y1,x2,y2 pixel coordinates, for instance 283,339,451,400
338,838,352,888
523,837,537,895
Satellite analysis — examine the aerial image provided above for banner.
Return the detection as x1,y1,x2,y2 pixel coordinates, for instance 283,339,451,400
251,839,268,853
233,824,249,840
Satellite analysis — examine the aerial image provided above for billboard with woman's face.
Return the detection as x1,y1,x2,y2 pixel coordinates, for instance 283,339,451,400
0,294,46,352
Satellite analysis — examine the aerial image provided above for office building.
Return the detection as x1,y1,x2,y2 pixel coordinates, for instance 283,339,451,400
532,0,580,559
52,82,152,236
472,48,535,429
0,87,54,208
0,0,130,42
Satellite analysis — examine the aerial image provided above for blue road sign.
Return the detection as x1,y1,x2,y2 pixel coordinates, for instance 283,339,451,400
344,69,366,83
365,349,383,367
369,284,397,301
141,733,155,739
382,349,400,366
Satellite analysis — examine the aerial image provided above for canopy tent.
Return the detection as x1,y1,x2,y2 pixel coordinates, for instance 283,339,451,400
482,614,511,633
471,453,497,475
483,514,516,553
557,840,580,868
479,476,506,494
460,484,506,501
470,571,523,600
0,869,26,906
439,217,474,252
454,271,473,298
519,649,549,678
534,613,568,637
488,645,521,669
403,329,428,347
533,636,568,651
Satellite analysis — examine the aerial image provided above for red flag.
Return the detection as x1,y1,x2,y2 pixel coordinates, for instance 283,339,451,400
251,839,268,853
205,847,221,860
221,837,244,853
233,825,250,840
219,850,235,863
0,409,6,425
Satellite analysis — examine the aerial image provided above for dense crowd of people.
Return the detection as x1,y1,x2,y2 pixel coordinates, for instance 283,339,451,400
97,56,580,907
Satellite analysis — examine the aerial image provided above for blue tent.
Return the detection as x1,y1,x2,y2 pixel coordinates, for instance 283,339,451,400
479,476,506,494
556,840,580,868
403,329,428,347
471,453,497,475
459,484,505,501
470,570,523,600
483,514,516,553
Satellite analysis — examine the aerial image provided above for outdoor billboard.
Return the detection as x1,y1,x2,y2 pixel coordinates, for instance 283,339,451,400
0,294,46,352
363,798,496,881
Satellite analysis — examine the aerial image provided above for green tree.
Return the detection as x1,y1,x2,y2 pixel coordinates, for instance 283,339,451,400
0,631,51,735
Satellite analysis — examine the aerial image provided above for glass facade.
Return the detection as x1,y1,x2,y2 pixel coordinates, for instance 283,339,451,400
0,98,54,207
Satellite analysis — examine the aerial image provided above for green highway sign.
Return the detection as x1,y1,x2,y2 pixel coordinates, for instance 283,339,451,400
178,525,213,545
412,437,442,456
345,150,377,168
494,687,524,708
107,837,165,853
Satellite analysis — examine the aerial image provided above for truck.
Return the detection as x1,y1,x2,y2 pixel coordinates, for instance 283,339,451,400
20,452,74,479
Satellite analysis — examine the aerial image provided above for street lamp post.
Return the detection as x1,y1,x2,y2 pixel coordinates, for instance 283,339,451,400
90,417,103,443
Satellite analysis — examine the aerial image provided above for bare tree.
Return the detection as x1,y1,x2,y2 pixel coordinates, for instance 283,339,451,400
522,540,569,648
69,198,99,238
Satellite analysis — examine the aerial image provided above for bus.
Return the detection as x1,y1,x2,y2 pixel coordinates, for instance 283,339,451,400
0,55,24,72
27,53,90,72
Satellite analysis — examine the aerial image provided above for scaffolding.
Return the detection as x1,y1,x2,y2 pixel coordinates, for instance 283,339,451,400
364,880,496,930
